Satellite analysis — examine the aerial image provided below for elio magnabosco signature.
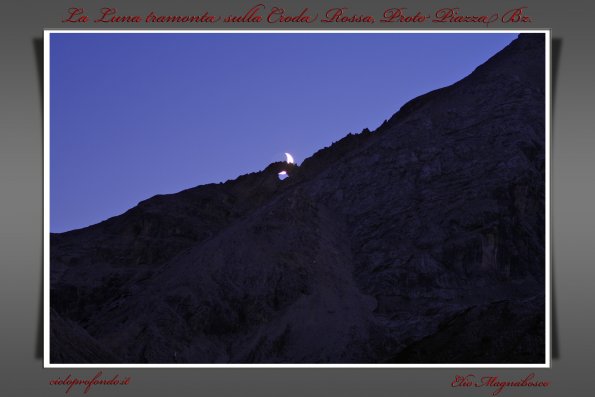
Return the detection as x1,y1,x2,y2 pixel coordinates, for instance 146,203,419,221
451,373,550,395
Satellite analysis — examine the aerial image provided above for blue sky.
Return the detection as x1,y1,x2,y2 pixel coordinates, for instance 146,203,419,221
50,32,516,232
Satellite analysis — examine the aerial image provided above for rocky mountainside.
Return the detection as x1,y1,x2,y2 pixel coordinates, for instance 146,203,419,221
50,33,546,364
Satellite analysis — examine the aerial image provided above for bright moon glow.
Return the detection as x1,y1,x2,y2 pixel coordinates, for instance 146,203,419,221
285,152,295,164
278,171,288,180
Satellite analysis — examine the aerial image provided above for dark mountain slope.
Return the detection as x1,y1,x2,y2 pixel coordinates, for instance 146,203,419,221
51,34,546,364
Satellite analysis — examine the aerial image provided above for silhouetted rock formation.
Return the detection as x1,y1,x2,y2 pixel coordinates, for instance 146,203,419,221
51,34,546,364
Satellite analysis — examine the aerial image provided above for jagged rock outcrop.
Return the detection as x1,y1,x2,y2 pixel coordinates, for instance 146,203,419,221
51,34,545,364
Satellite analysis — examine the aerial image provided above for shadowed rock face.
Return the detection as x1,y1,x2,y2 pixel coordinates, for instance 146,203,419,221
50,34,546,364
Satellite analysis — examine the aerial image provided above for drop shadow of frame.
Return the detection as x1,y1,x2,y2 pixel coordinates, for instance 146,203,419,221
32,34,563,361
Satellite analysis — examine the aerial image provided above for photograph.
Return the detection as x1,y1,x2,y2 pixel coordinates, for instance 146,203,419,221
46,31,548,365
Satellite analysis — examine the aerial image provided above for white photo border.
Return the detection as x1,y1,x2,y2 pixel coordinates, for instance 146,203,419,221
44,29,551,369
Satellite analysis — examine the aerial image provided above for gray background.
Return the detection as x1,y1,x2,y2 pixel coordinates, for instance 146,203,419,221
1,0,593,395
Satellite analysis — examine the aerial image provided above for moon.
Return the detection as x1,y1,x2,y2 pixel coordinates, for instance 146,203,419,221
284,152,295,164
